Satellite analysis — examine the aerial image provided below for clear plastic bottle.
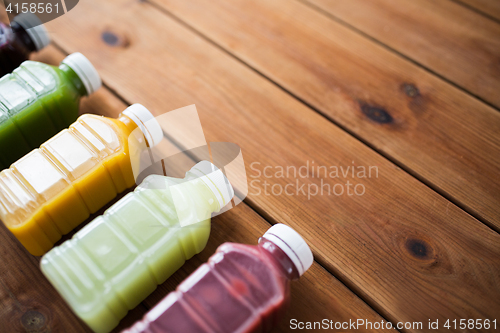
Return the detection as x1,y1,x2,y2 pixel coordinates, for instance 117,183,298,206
41,161,234,333
0,13,50,77
0,104,163,256
123,224,314,333
0,52,101,168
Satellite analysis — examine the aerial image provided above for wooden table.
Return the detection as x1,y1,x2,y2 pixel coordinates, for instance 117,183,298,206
1,0,500,332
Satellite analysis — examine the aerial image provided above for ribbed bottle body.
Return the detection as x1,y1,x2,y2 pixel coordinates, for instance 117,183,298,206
41,174,217,333
124,243,290,333
0,61,82,168
0,114,135,255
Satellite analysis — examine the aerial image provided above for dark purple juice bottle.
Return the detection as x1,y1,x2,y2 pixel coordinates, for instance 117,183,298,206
0,13,50,77
123,224,313,333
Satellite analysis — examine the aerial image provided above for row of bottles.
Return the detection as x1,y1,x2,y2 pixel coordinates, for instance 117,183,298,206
0,21,315,333
0,103,162,255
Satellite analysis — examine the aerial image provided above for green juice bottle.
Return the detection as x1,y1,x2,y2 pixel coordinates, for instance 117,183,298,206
0,52,101,169
41,161,234,333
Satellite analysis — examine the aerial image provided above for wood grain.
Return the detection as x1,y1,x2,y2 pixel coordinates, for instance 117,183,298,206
43,0,500,331
152,0,500,230
0,46,394,332
304,0,500,107
456,0,500,21
0,223,89,333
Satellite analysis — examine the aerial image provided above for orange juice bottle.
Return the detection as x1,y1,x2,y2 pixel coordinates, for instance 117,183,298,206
0,104,162,256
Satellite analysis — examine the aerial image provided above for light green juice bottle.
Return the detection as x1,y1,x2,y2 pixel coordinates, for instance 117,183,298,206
40,161,234,333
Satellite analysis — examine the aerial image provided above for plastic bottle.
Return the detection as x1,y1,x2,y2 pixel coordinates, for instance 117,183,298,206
40,161,234,333
0,104,162,256
0,52,101,169
0,13,50,77
123,223,313,333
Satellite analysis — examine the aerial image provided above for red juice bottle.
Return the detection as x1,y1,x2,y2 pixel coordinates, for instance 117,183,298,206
123,224,313,333
0,13,50,77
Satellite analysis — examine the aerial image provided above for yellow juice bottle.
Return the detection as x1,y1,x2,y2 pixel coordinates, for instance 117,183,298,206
0,104,162,256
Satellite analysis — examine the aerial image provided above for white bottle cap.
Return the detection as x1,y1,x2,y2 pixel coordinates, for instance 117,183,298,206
61,52,101,96
189,161,234,209
122,104,163,148
13,13,50,51
262,224,313,277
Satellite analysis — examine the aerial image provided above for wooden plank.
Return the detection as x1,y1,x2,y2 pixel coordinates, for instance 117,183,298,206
152,0,500,230
304,0,500,107
44,0,500,330
310,0,500,106
0,225,89,333
457,0,500,21
0,47,394,331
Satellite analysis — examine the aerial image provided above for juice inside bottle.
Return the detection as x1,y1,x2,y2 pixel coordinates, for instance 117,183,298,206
0,104,163,256
40,161,234,333
0,13,50,77
123,224,314,333
0,52,100,168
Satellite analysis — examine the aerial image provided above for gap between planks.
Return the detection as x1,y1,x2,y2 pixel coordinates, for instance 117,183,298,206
144,0,500,235
295,0,500,113
450,0,500,23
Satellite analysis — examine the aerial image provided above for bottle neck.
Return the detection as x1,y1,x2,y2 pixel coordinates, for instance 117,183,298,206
11,22,37,52
117,113,139,133
259,238,300,281
117,112,163,149
184,171,223,213
59,63,88,97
